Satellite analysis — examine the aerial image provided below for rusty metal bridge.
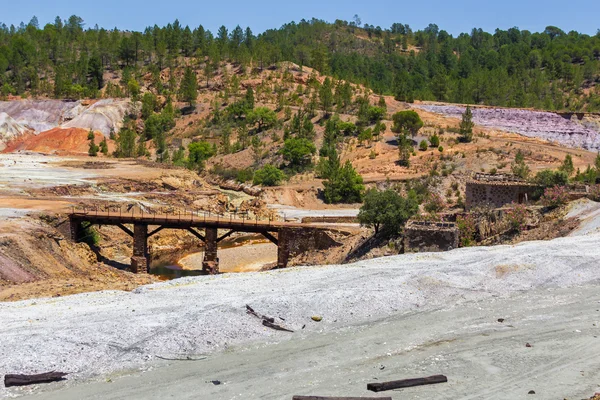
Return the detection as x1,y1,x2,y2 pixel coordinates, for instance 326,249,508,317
68,207,342,274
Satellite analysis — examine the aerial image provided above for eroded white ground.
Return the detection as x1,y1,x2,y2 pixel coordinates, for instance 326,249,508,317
1,233,599,399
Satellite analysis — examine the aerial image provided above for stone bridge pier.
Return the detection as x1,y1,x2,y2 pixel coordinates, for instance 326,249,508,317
68,211,344,276
202,227,219,274
131,224,148,273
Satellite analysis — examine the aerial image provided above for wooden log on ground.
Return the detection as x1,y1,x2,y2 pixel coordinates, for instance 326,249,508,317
367,375,447,392
246,304,275,323
263,320,293,332
4,372,68,387
293,397,392,400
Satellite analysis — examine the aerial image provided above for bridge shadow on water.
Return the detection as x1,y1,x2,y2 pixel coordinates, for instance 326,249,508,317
91,244,208,280
149,263,208,280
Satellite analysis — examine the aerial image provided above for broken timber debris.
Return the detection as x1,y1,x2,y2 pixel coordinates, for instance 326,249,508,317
246,304,275,323
367,375,448,392
4,372,68,387
292,397,393,400
247,304,293,333
263,320,294,332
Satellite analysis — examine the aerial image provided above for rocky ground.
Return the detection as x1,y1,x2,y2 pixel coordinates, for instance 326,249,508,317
1,233,599,399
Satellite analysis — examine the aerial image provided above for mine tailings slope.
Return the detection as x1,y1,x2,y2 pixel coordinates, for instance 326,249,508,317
0,99,130,151
1,233,600,399
2,128,115,155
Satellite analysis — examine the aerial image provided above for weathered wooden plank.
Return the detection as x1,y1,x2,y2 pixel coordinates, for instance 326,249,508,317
4,372,68,387
262,320,293,332
246,304,275,323
367,375,447,392
293,397,392,400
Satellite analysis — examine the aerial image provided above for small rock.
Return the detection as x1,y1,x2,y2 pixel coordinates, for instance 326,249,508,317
211,380,221,385
311,316,323,322
379,365,385,370
498,318,505,323
526,343,532,348
528,390,535,394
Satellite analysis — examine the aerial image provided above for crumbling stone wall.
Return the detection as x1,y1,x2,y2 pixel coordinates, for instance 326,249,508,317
276,228,343,268
466,175,538,210
287,228,343,256
404,222,459,253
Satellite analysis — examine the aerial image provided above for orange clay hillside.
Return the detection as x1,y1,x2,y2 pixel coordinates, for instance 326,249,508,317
4,128,115,155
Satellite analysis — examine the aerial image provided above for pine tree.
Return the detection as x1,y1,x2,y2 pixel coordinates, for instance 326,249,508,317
204,61,213,88
398,133,413,167
559,154,575,176
511,149,530,179
179,66,198,106
88,130,98,156
136,134,147,157
245,87,255,110
594,152,600,172
322,148,364,204
100,137,109,155
319,78,334,117
459,106,474,143
115,128,136,158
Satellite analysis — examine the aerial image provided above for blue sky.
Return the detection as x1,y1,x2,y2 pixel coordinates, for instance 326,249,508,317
2,0,599,36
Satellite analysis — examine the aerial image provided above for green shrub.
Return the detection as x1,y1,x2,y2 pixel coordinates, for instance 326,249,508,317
358,189,419,236
81,222,100,247
281,138,316,168
534,170,569,187
253,165,286,186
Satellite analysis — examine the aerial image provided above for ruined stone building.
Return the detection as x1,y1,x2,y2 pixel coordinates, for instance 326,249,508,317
465,173,538,210
404,221,459,253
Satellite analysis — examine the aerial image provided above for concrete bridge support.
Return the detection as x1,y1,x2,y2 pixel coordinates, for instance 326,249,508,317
131,224,148,273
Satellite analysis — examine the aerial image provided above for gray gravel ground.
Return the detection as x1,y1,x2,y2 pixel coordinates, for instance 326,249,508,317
1,234,600,399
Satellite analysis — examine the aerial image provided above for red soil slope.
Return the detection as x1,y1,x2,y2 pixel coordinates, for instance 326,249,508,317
3,128,115,155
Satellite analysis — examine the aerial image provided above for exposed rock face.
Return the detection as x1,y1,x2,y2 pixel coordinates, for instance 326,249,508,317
415,104,600,151
63,99,131,136
0,113,32,150
0,99,131,139
0,99,80,133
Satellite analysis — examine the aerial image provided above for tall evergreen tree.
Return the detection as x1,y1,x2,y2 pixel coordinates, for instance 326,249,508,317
245,87,255,110
179,66,198,106
319,78,334,117
88,130,99,157
322,148,364,204
459,106,474,143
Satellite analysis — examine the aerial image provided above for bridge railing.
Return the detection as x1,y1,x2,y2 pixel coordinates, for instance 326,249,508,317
70,204,281,226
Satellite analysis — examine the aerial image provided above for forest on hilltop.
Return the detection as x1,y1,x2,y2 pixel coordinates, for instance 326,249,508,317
0,16,599,111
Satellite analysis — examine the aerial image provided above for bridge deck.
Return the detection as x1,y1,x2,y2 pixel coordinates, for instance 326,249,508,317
69,210,334,233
